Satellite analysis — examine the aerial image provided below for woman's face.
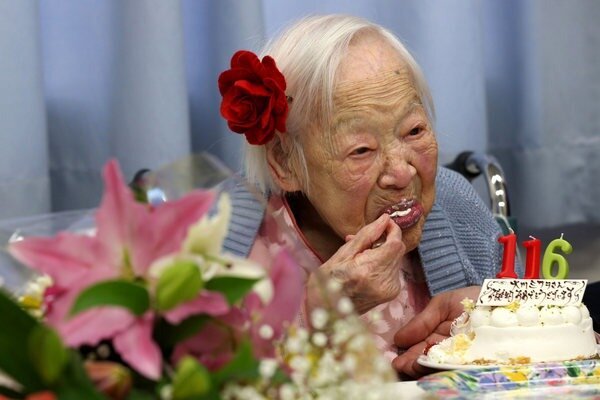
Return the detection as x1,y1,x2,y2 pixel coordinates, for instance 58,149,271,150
300,35,438,253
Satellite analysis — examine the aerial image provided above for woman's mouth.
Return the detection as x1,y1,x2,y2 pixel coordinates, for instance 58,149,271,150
382,199,424,229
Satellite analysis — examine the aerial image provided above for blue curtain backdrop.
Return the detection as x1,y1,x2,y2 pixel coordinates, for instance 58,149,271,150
1,0,599,231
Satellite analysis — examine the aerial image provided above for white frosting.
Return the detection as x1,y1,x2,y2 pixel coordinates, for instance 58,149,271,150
563,306,582,324
490,308,518,327
539,306,564,325
428,302,598,365
470,308,491,328
516,305,539,326
581,304,591,319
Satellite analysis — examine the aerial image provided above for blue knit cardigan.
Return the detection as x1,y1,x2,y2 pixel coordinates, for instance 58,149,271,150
218,167,523,296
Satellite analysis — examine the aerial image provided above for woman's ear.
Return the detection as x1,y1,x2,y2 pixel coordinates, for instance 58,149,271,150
266,136,302,193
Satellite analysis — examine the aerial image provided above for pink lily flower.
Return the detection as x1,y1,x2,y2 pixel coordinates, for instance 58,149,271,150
163,290,230,325
9,160,216,380
170,310,247,371
171,249,303,368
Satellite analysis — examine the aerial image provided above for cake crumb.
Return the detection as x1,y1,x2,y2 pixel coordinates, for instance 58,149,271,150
508,356,531,365
460,298,475,312
505,301,521,312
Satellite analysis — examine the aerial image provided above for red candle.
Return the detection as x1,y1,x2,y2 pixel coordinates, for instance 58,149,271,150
496,233,518,278
523,236,541,279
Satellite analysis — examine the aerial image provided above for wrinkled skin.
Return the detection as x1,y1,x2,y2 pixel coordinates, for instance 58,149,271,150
269,32,438,315
299,36,438,258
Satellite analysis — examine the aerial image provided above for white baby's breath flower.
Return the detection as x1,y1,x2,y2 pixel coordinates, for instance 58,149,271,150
312,351,341,387
347,334,368,352
289,355,311,374
295,327,309,342
240,385,264,400
331,319,353,346
326,278,342,293
311,331,328,347
333,318,373,356
221,385,235,399
279,383,297,400
316,393,337,400
265,388,279,400
319,350,338,368
337,297,354,314
290,371,306,387
285,336,304,354
259,358,278,379
310,308,329,330
223,384,266,400
342,354,357,373
159,384,173,400
258,324,274,340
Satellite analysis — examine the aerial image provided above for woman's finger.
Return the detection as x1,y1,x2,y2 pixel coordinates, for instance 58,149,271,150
369,219,404,254
343,213,390,254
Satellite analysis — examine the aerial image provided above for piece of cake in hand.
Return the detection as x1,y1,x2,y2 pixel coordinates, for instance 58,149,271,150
426,280,599,366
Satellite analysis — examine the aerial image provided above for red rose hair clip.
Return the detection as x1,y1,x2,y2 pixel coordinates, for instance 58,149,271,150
218,50,289,145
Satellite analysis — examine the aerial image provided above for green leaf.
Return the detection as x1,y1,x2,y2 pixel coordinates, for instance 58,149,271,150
154,315,210,347
126,388,158,400
205,277,258,305
172,356,211,400
212,341,260,385
155,260,204,312
70,280,150,316
0,289,45,391
28,325,68,385
0,383,22,399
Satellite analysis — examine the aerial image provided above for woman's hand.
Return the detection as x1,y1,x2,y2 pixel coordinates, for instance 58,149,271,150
391,285,481,379
306,213,406,316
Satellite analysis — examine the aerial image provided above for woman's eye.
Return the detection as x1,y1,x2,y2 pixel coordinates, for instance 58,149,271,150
408,126,424,136
350,147,371,156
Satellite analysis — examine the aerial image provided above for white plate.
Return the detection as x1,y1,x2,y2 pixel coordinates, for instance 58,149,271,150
416,355,494,371
417,344,600,371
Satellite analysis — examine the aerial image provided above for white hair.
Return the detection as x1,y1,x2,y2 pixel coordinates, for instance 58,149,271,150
243,14,435,195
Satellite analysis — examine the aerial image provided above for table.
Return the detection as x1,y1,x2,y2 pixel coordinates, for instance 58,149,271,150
393,381,431,398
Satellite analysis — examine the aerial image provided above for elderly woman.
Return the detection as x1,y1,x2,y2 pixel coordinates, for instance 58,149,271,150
218,14,519,378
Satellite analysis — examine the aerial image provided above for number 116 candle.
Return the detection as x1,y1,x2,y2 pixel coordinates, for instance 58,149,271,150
541,234,573,279
495,233,572,279
496,233,518,279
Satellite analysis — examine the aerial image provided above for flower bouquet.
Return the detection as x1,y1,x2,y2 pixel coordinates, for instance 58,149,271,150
0,157,395,400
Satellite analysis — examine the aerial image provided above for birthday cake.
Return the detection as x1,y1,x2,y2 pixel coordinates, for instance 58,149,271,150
426,280,598,365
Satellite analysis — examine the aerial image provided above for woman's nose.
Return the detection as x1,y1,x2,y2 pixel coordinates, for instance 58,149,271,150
377,151,417,189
